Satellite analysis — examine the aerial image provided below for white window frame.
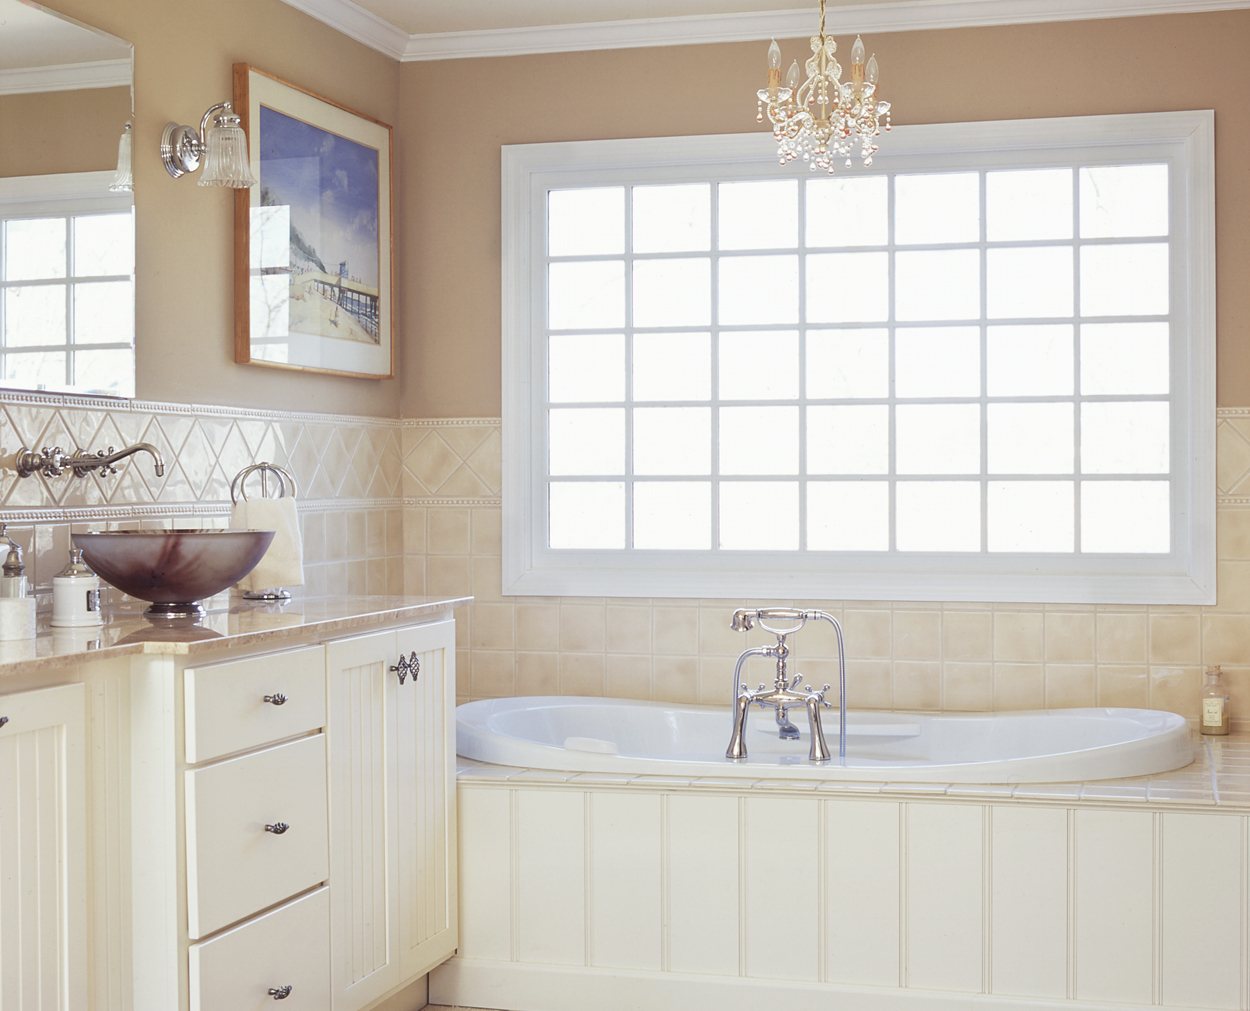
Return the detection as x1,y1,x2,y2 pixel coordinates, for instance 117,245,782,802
502,111,1215,603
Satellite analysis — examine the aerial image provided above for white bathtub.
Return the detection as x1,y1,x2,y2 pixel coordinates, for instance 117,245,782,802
456,696,1195,783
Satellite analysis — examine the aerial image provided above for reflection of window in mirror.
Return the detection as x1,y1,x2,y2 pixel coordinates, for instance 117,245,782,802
0,0,135,399
0,174,134,397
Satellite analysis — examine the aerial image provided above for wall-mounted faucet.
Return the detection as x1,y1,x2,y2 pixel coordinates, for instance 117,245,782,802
725,607,849,764
12,442,166,480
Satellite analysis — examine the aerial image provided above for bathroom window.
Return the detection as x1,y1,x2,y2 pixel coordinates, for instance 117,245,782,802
502,112,1215,602
0,174,135,398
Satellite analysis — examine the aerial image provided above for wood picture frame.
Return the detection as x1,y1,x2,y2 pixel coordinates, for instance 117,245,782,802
233,64,394,379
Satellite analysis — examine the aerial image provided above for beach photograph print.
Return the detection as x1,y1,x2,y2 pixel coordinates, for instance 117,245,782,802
258,105,381,347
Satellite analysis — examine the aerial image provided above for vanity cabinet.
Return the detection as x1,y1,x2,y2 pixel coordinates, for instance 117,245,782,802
0,682,87,1011
0,599,462,1011
326,619,457,1011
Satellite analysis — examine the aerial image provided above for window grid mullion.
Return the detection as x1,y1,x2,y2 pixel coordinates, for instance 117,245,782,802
623,189,635,550
979,170,990,554
887,172,898,552
709,182,722,552
797,178,808,551
1072,166,1084,553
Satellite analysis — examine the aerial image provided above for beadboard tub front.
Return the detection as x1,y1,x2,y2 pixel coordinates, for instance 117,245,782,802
434,757,1250,1011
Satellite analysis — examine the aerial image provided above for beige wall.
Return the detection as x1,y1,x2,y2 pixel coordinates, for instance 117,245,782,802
37,0,402,416
397,10,1250,416
0,86,131,177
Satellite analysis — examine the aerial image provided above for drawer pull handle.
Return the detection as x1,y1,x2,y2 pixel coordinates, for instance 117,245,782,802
389,651,420,686
262,693,288,706
0,716,8,730
268,986,293,999
264,822,290,835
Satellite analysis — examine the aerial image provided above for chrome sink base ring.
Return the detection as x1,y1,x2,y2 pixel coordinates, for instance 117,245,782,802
144,601,207,620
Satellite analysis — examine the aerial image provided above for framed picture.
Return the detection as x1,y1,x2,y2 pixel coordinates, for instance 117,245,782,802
233,64,394,379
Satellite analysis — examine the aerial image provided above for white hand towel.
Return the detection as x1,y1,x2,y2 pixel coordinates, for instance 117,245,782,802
230,497,304,591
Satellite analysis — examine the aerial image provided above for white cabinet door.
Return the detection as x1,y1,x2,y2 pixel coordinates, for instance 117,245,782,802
326,619,459,1011
326,629,401,1011
395,620,457,979
0,683,86,1011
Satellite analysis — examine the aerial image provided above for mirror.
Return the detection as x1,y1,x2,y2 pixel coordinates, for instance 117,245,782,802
0,0,134,398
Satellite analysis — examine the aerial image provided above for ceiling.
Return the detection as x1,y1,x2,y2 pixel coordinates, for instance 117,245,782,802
282,0,1250,60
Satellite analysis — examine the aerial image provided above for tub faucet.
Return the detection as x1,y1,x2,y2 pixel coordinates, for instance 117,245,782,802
725,607,849,763
14,442,165,480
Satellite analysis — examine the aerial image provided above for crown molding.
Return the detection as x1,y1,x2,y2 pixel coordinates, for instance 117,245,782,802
282,0,1250,61
0,57,131,96
277,0,410,58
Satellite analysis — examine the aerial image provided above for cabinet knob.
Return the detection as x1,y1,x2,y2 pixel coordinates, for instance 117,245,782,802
264,822,290,835
0,716,8,730
389,651,420,686
262,693,288,706
268,985,293,999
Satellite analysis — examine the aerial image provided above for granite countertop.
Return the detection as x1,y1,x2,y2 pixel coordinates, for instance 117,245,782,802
0,593,472,677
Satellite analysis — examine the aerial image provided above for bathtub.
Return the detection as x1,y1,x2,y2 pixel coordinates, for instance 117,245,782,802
456,696,1195,783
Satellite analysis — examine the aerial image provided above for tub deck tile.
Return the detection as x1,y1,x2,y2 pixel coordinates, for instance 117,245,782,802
1010,783,1084,801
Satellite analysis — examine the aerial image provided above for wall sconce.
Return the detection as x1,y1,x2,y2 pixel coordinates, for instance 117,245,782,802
109,122,133,193
160,101,256,188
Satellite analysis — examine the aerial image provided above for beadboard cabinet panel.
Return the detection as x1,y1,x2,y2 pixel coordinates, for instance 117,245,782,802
588,792,662,971
744,797,820,982
666,794,739,977
990,805,1068,999
516,790,586,966
0,683,86,1011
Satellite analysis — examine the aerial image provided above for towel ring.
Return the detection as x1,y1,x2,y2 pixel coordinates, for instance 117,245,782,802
231,462,298,603
231,462,298,504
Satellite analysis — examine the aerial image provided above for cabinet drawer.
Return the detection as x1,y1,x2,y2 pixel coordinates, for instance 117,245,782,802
186,735,329,938
189,886,330,1011
185,645,326,763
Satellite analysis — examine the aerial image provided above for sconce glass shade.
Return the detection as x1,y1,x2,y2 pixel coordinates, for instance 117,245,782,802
197,114,256,189
109,123,133,193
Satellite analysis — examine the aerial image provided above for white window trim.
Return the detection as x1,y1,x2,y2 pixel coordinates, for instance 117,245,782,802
502,111,1215,603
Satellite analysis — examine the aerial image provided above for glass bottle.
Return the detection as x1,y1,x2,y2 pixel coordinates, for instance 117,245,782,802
1200,665,1230,736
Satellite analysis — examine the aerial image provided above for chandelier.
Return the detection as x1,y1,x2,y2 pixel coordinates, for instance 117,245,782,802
755,0,892,173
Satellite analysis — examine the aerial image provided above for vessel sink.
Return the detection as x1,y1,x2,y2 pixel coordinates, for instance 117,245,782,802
73,529,275,618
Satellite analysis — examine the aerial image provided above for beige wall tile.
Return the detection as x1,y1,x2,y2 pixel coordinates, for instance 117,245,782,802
1097,664,1150,707
942,662,992,711
1044,664,1096,708
559,652,606,695
699,656,734,705
516,652,560,695
605,605,653,653
994,612,1044,662
606,655,652,699
470,555,503,602
471,507,502,556
1215,560,1250,612
893,660,941,711
653,608,699,655
560,604,606,652
699,608,743,655
1044,612,1095,663
427,507,471,555
403,506,427,555
470,650,516,697
1096,612,1147,663
653,655,699,704
1202,613,1250,666
1149,665,1200,720
843,609,891,659
470,602,514,650
516,604,560,652
847,659,892,709
426,555,470,596
1148,613,1202,664
893,610,942,660
942,611,992,661
993,662,1044,710
1217,509,1250,560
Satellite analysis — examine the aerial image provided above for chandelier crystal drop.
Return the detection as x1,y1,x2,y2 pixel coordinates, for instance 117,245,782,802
755,0,892,173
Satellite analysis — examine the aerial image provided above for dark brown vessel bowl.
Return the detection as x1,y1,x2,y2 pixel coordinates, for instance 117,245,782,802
73,529,276,608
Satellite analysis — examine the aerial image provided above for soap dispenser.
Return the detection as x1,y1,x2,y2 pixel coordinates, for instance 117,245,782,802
1200,665,1231,736
51,547,103,628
